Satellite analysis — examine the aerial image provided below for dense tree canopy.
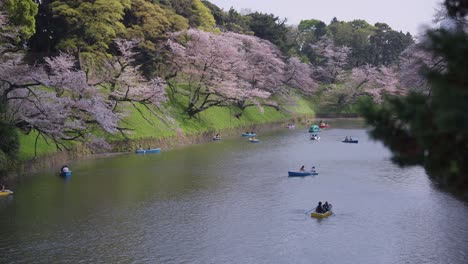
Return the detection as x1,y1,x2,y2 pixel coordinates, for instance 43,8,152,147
246,12,293,53
359,0,468,198
50,0,131,54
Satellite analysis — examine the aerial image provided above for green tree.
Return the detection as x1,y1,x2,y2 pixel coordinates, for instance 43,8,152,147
2,0,38,40
191,0,215,31
201,0,225,26
122,1,188,77
359,0,468,198
164,0,215,31
247,12,292,53
50,0,131,54
368,23,413,66
224,8,251,34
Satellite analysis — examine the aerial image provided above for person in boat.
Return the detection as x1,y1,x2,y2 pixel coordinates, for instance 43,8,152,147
299,165,305,172
315,201,324,213
344,136,349,141
213,133,220,140
138,145,143,150
0,183,5,191
349,136,353,141
323,201,330,212
310,166,316,173
61,165,70,173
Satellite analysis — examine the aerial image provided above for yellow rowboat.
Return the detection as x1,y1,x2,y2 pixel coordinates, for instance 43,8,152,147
311,211,333,218
0,190,14,197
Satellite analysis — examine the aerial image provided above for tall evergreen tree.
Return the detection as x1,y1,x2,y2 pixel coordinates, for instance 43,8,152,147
359,0,468,198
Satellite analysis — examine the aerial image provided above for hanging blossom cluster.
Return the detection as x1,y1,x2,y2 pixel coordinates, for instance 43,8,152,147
1,54,121,143
0,39,167,149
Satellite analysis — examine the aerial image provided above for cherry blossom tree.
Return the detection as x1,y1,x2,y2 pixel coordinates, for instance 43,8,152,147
310,37,351,83
101,39,167,117
399,44,445,95
320,64,401,108
0,54,120,151
0,38,167,153
284,57,318,96
167,29,317,117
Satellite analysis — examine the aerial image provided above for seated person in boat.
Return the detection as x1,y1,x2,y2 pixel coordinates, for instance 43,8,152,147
0,183,5,191
61,165,70,173
315,201,324,213
310,166,316,173
345,136,349,141
138,145,143,150
323,201,330,212
213,133,220,139
349,137,353,140
299,165,305,172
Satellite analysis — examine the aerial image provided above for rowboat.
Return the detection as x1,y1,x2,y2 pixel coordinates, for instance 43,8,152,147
288,171,318,177
342,140,358,143
319,124,330,129
242,133,256,137
60,171,72,177
249,138,260,143
310,204,333,218
0,190,14,197
308,125,320,133
311,210,333,218
310,136,320,140
213,137,221,141
135,148,161,154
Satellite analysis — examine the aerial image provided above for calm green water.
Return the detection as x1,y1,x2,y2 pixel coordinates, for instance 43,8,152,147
1,120,467,264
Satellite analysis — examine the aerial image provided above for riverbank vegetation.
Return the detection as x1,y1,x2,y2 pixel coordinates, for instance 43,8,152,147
359,0,468,198
1,0,465,196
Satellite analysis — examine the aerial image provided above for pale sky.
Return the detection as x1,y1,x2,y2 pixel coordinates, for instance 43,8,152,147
208,0,443,36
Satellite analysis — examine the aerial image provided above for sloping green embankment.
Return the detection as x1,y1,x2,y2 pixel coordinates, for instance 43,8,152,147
18,94,315,160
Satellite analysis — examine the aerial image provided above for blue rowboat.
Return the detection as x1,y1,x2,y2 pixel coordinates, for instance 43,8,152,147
60,171,72,177
342,140,358,144
288,171,319,177
135,148,161,154
242,133,256,137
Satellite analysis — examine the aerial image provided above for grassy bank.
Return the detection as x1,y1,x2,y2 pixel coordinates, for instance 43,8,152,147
18,94,315,161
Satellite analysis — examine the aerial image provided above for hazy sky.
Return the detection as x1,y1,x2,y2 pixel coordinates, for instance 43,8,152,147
208,0,443,35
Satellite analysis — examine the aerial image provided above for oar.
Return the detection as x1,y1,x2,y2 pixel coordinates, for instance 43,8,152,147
305,208,315,215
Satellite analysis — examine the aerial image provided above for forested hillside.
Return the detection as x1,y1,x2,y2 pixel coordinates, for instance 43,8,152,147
1,0,423,175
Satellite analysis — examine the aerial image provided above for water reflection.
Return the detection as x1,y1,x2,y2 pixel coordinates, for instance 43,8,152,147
1,122,467,263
